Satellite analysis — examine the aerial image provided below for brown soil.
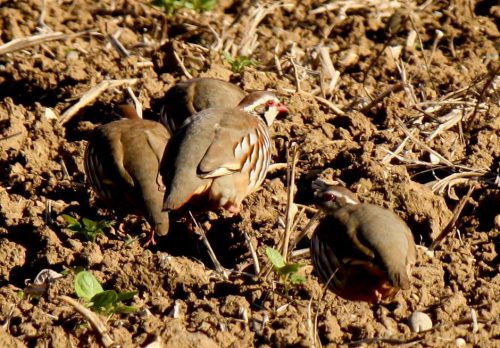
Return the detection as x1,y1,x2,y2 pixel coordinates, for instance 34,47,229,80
0,0,499,347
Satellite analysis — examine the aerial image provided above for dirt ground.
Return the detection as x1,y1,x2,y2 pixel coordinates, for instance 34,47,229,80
0,0,499,347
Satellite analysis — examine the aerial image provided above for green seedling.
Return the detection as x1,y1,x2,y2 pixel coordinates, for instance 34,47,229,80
62,215,113,242
152,0,216,15
222,52,257,73
74,271,137,319
265,247,305,293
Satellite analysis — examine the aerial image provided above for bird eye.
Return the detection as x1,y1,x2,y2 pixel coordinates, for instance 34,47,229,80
322,192,335,201
265,100,275,107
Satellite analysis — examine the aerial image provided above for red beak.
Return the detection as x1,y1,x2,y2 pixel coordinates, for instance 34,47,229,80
277,103,288,115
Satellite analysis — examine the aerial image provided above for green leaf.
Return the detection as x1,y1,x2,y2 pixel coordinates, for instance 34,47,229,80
62,214,80,227
74,271,103,302
116,291,137,302
96,220,113,229
279,263,302,276
113,305,137,314
290,273,306,284
82,217,97,231
91,290,118,310
265,247,285,269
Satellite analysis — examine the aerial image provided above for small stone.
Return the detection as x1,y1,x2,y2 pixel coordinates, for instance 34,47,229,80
494,214,500,229
408,311,433,333
455,338,466,347
66,50,79,61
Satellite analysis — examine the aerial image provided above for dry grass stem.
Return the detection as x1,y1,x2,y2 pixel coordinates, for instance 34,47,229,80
429,29,444,65
318,46,340,96
237,2,290,56
395,59,418,106
309,0,399,17
0,131,23,142
395,118,454,166
290,210,322,252
188,212,229,280
58,295,114,348
1,303,15,330
290,206,307,237
306,298,317,348
358,82,404,113
291,248,310,258
430,183,476,250
243,229,260,276
274,43,283,77
470,308,479,333
431,172,483,197
126,87,143,119
173,50,193,79
281,142,300,262
0,32,81,55
466,64,500,127
58,78,138,124
287,56,302,93
313,95,346,116
295,204,318,214
381,131,415,165
106,30,130,58
426,108,471,141
409,15,437,93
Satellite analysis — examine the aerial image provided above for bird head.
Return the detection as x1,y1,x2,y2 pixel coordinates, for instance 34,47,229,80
238,91,288,126
312,179,360,211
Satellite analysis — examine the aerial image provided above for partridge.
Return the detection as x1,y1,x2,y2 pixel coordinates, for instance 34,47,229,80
84,106,170,245
310,179,416,302
160,91,287,214
160,77,246,132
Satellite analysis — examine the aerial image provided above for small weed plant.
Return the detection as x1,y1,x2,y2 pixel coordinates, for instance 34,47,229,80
74,271,137,318
62,215,113,242
265,247,305,293
222,52,257,73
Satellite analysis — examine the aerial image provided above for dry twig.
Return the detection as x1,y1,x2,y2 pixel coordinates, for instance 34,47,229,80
58,295,114,348
188,212,229,280
243,229,260,276
281,143,300,262
58,78,138,125
0,32,76,55
358,83,404,114
126,87,143,119
430,183,476,250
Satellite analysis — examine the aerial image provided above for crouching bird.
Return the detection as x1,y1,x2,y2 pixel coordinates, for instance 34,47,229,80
309,179,416,302
84,105,170,245
160,77,246,132
160,91,287,214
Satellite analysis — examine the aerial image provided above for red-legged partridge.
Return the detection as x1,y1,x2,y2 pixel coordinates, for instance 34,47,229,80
160,91,287,214
160,77,246,132
84,106,170,245
310,179,416,302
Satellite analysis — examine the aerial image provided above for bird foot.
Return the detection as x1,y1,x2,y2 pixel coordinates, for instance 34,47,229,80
143,229,157,247
116,222,127,237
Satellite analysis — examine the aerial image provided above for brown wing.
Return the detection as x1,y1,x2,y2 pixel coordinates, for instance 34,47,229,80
197,110,262,178
161,108,270,210
348,204,415,290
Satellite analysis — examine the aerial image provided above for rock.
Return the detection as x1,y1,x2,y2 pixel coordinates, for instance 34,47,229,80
408,311,433,333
